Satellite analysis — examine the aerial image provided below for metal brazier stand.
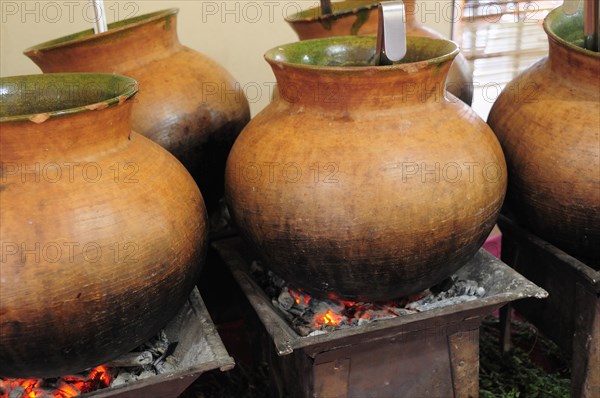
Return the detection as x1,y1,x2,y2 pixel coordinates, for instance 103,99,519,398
498,215,599,398
213,238,547,398
83,288,234,398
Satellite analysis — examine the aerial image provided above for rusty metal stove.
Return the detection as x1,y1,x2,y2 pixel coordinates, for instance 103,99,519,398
1,288,234,398
213,237,547,398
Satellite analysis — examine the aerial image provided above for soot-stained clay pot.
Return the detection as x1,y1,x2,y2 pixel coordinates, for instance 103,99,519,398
24,9,251,213
488,6,600,268
225,36,506,301
0,73,207,377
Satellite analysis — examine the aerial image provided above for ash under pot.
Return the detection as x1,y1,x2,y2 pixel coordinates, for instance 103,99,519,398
251,260,486,337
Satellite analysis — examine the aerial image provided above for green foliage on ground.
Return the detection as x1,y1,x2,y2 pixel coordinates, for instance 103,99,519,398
479,316,570,398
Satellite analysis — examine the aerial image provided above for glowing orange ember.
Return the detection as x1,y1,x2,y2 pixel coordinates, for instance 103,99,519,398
314,309,344,328
289,288,310,306
88,366,111,386
0,365,112,398
340,300,357,307
56,384,79,398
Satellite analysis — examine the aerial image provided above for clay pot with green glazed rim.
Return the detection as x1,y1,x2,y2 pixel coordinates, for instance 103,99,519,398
224,36,506,301
285,0,474,105
487,6,600,268
24,9,251,214
0,73,207,378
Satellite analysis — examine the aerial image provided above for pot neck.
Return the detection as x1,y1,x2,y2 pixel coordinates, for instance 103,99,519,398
1,103,133,163
24,11,180,73
547,37,600,85
272,62,453,110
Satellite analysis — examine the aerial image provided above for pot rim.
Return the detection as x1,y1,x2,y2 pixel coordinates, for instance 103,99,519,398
0,73,138,124
284,1,378,23
543,5,600,58
264,35,459,73
23,8,179,55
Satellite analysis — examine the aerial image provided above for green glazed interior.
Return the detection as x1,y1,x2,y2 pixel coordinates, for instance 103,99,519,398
265,35,458,68
544,5,599,56
287,0,378,21
23,9,177,53
0,74,138,122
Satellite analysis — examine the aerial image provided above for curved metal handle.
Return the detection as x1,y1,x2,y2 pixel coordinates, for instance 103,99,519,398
376,1,407,65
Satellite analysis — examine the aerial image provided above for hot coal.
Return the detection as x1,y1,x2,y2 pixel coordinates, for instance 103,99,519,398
0,330,178,398
250,261,486,337
0,366,110,398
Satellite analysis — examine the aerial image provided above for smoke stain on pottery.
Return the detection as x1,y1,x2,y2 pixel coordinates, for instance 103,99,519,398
488,6,600,268
0,73,207,378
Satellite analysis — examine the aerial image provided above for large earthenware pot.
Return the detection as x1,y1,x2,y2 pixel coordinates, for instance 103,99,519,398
225,36,506,301
285,0,473,105
0,74,207,378
24,9,250,213
488,6,600,268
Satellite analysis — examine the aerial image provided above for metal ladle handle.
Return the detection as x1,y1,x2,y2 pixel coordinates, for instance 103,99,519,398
376,1,407,65
562,0,599,52
320,0,333,16
583,0,599,51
